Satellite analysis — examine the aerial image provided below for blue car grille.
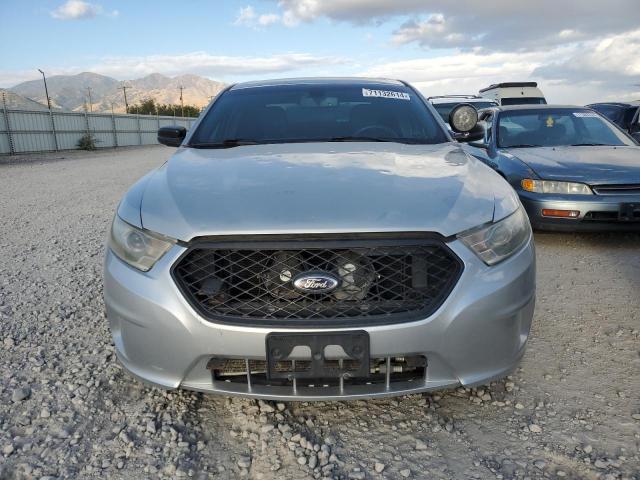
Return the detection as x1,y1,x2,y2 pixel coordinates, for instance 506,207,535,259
592,184,640,195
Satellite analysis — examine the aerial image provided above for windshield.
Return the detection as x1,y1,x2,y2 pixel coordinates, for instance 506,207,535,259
497,108,636,148
589,104,625,125
189,84,448,147
501,97,547,106
589,105,638,128
433,101,497,122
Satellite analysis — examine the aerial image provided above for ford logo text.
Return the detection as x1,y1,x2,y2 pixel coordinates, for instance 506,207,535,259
292,272,340,293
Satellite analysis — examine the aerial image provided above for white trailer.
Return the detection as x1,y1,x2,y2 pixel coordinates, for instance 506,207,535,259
479,82,546,106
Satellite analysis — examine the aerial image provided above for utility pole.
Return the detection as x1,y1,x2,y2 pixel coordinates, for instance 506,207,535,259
120,83,129,114
179,85,184,117
86,86,93,113
37,69,52,110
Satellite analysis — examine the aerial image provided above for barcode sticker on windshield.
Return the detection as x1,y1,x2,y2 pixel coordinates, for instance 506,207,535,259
362,88,410,100
573,112,599,118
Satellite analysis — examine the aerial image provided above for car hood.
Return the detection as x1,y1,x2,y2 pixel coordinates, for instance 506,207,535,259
505,146,640,185
140,142,511,241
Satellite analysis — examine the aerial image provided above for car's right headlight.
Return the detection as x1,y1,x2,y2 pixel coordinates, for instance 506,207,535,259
458,207,531,265
108,215,175,272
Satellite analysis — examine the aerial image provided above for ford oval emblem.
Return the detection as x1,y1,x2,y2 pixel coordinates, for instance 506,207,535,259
292,271,340,293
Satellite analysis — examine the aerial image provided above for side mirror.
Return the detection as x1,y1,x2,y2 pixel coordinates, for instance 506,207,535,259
158,126,187,147
448,104,483,142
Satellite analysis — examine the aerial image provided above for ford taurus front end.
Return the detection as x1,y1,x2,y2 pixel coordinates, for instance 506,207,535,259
104,78,536,400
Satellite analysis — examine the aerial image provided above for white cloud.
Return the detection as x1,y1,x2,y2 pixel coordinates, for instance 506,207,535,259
258,13,280,26
359,31,640,104
274,0,640,52
535,29,640,80
0,52,348,87
234,5,281,28
93,52,346,78
234,5,257,26
51,0,100,20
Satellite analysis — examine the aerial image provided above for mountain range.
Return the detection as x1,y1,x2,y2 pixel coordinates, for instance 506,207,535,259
9,72,226,113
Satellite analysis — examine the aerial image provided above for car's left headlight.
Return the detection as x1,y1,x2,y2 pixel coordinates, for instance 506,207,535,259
108,215,176,271
458,207,531,265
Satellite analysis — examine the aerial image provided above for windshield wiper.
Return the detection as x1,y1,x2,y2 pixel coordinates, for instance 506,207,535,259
189,139,260,148
503,144,541,148
328,136,432,144
190,137,434,148
328,136,392,143
569,143,614,146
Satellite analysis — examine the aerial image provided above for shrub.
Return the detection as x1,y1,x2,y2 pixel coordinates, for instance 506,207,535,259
77,133,99,150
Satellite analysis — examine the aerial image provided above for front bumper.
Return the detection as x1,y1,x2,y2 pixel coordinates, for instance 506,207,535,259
103,236,536,401
520,191,640,232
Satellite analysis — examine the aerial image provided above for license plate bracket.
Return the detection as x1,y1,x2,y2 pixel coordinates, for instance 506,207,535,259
265,331,370,380
619,202,640,222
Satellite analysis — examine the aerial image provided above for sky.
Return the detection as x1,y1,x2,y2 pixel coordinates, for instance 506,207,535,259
1,0,639,104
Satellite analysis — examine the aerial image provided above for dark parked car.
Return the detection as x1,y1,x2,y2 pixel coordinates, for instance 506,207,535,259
465,105,640,231
587,102,640,142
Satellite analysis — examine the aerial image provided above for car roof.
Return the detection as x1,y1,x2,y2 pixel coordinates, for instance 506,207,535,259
429,96,497,104
494,104,591,111
586,101,640,107
479,82,538,92
230,77,407,90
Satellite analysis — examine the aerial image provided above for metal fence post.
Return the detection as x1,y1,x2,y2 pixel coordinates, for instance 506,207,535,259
1,92,15,155
137,113,142,145
111,113,118,148
49,108,59,151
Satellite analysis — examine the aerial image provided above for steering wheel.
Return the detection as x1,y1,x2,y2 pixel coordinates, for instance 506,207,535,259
353,125,397,138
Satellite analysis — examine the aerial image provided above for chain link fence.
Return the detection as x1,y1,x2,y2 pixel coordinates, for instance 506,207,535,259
0,92,197,155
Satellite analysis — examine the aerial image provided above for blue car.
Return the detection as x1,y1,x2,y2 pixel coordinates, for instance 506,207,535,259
464,105,640,231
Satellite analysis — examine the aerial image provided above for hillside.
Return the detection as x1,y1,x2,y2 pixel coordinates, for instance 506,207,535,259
10,72,226,113
0,88,53,110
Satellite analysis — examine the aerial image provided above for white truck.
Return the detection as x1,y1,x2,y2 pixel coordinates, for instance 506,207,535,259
479,82,546,106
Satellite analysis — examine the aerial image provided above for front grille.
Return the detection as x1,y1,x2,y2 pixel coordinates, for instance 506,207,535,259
592,184,640,195
172,235,463,326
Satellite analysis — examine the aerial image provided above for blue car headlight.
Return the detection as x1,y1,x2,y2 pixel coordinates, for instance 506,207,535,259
522,179,592,195
458,207,531,265
108,215,175,271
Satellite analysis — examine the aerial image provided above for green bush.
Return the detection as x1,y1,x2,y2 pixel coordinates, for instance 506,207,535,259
77,133,99,150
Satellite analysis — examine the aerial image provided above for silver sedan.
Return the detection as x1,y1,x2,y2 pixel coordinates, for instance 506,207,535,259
103,78,535,400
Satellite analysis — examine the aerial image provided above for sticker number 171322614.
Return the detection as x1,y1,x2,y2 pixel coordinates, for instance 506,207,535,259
362,88,410,101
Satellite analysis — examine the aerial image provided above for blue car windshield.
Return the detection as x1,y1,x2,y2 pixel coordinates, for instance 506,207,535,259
497,109,636,148
189,83,449,147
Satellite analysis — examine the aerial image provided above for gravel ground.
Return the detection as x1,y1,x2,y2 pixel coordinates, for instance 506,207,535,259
0,146,639,480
